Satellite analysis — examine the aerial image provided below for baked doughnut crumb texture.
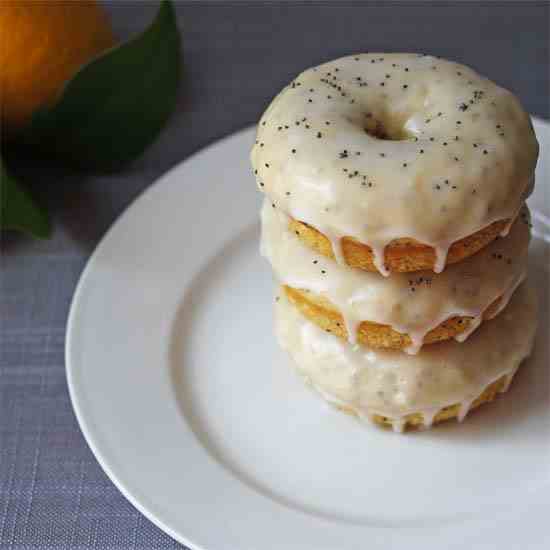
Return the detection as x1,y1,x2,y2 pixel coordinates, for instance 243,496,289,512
283,285,504,351
338,374,511,431
289,216,509,273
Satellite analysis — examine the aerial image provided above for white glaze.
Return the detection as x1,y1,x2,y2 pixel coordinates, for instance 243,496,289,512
262,200,530,352
251,53,539,275
275,283,537,431
452,272,525,343
452,315,483,344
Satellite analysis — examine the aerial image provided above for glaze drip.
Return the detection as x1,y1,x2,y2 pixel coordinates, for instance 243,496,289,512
262,200,530,352
252,53,538,275
275,283,537,426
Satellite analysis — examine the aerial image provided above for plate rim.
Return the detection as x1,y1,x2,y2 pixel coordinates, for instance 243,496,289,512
65,119,549,550
66,125,267,550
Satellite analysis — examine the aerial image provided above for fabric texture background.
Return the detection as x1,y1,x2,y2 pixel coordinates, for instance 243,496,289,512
1,2,548,548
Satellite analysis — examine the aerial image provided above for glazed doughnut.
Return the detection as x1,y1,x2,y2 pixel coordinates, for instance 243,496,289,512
262,201,530,353
252,53,538,275
275,282,537,432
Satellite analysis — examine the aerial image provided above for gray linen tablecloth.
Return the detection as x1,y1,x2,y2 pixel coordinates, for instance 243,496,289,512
1,2,548,548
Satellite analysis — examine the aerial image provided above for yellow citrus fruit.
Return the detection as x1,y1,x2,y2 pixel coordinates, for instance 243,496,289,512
0,0,115,133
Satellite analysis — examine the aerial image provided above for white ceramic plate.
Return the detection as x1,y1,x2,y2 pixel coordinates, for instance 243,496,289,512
67,119,550,550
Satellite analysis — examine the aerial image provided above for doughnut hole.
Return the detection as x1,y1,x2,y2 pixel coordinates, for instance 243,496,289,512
363,107,417,141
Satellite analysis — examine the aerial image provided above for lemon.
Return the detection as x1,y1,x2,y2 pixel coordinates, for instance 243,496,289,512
0,0,115,133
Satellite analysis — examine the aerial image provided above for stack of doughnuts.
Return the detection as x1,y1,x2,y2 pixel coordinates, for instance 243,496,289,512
252,53,539,431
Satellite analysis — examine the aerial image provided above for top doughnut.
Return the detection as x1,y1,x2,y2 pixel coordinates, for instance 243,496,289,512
251,53,538,275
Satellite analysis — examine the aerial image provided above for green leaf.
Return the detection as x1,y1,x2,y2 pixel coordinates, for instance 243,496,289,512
0,155,52,239
25,0,181,171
